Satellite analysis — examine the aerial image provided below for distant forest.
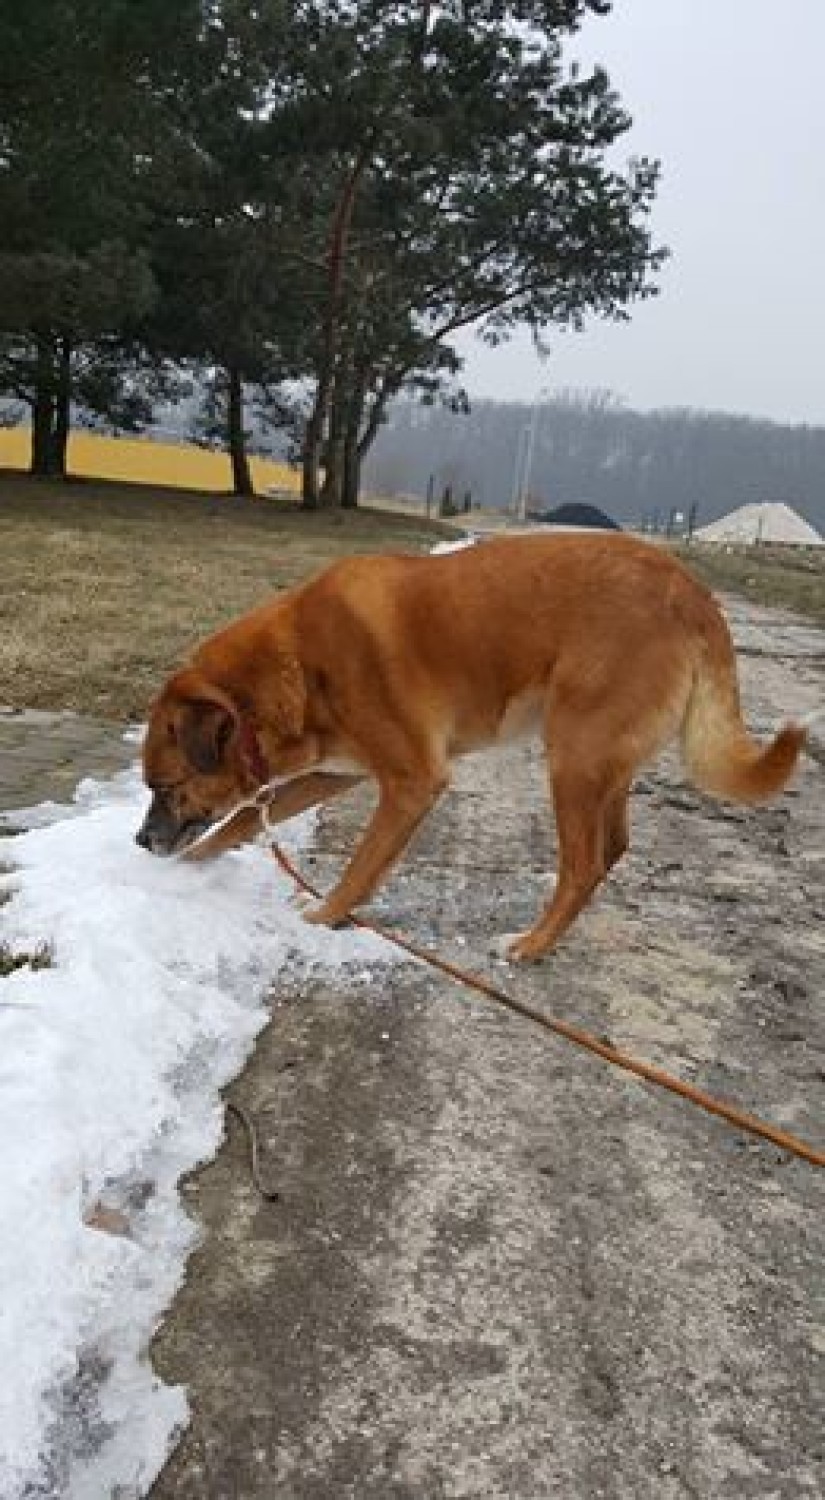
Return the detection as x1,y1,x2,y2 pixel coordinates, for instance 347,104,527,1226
365,394,825,533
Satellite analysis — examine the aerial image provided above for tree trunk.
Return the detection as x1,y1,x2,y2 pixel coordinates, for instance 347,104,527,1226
30,335,71,477
358,377,396,460
31,392,55,476
320,439,344,506
301,412,323,509
31,337,57,477
51,337,71,478
300,147,371,509
319,394,345,507
339,366,369,510
227,366,254,497
341,431,360,509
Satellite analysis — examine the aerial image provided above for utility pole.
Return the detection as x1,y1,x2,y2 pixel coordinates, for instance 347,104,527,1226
509,425,528,517
516,387,550,521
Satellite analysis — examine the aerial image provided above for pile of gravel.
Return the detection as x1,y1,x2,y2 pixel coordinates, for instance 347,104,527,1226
695,502,823,545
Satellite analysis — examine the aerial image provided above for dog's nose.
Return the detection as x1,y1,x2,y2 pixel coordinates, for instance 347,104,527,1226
135,823,152,850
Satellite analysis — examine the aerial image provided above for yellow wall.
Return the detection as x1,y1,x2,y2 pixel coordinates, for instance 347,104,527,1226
0,425,300,496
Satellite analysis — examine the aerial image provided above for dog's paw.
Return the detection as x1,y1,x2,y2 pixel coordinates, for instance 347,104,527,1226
506,932,549,964
300,900,349,929
300,899,328,925
490,930,548,964
489,932,526,963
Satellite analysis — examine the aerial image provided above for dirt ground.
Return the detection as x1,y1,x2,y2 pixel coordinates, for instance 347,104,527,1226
148,594,824,1500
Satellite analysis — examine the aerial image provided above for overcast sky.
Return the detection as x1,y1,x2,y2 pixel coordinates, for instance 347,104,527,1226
451,0,825,426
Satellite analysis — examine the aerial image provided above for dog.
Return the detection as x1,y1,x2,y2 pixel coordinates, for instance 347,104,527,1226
137,533,807,961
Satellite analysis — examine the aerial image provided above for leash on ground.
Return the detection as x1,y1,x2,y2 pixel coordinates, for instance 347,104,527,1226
240,840,823,1185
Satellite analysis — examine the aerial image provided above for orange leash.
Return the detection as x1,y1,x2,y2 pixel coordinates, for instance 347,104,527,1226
270,843,825,1170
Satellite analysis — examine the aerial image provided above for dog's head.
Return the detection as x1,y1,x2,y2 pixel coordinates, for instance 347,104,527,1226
137,670,250,856
137,657,305,857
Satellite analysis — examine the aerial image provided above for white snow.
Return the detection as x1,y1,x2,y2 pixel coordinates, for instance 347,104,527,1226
0,760,400,1499
694,502,823,546
429,533,480,553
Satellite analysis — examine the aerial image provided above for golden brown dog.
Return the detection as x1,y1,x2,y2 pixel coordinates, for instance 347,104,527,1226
138,533,806,961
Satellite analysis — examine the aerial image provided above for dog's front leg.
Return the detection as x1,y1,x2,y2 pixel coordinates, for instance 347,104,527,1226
183,773,363,861
182,805,263,861
263,771,364,826
303,770,446,928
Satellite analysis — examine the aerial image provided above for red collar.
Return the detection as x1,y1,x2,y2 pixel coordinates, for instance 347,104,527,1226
239,718,270,787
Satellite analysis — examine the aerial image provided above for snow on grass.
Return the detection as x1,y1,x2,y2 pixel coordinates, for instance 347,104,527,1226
0,759,399,1499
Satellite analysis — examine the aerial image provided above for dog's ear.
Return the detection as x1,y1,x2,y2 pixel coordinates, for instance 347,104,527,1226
270,652,306,740
179,698,237,773
173,679,239,774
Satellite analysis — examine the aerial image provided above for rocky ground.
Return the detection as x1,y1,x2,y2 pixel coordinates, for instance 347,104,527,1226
141,596,824,1500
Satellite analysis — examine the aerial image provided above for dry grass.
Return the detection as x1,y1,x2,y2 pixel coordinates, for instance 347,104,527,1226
671,541,825,629
0,942,54,977
0,474,451,719
0,425,300,495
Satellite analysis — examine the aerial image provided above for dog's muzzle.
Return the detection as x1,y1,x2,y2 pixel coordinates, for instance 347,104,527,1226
135,799,210,858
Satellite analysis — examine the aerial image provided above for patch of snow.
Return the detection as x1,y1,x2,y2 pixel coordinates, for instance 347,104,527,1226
430,534,480,554
695,502,823,546
0,762,399,1498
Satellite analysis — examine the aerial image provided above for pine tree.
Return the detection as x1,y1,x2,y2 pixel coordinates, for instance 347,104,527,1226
0,0,198,473
280,1,665,507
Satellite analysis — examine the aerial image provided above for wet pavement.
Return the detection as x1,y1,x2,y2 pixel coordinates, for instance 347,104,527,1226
0,706,133,817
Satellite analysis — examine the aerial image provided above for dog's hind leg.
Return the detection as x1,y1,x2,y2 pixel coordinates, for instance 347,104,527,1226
602,781,632,872
505,753,630,964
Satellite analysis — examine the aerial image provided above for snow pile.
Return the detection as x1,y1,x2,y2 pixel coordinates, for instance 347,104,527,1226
0,762,399,1499
695,502,823,546
430,533,480,554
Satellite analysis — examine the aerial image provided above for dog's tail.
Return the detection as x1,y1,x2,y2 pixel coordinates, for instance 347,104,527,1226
680,615,813,803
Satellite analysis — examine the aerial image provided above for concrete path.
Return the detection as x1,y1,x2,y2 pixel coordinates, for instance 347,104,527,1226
0,706,133,816
1,601,823,1500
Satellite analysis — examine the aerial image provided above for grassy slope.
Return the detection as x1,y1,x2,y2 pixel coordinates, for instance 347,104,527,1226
671,541,825,629
0,475,449,719
2,474,822,721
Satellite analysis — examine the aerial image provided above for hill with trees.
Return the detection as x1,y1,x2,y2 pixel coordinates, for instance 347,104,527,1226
364,392,825,533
